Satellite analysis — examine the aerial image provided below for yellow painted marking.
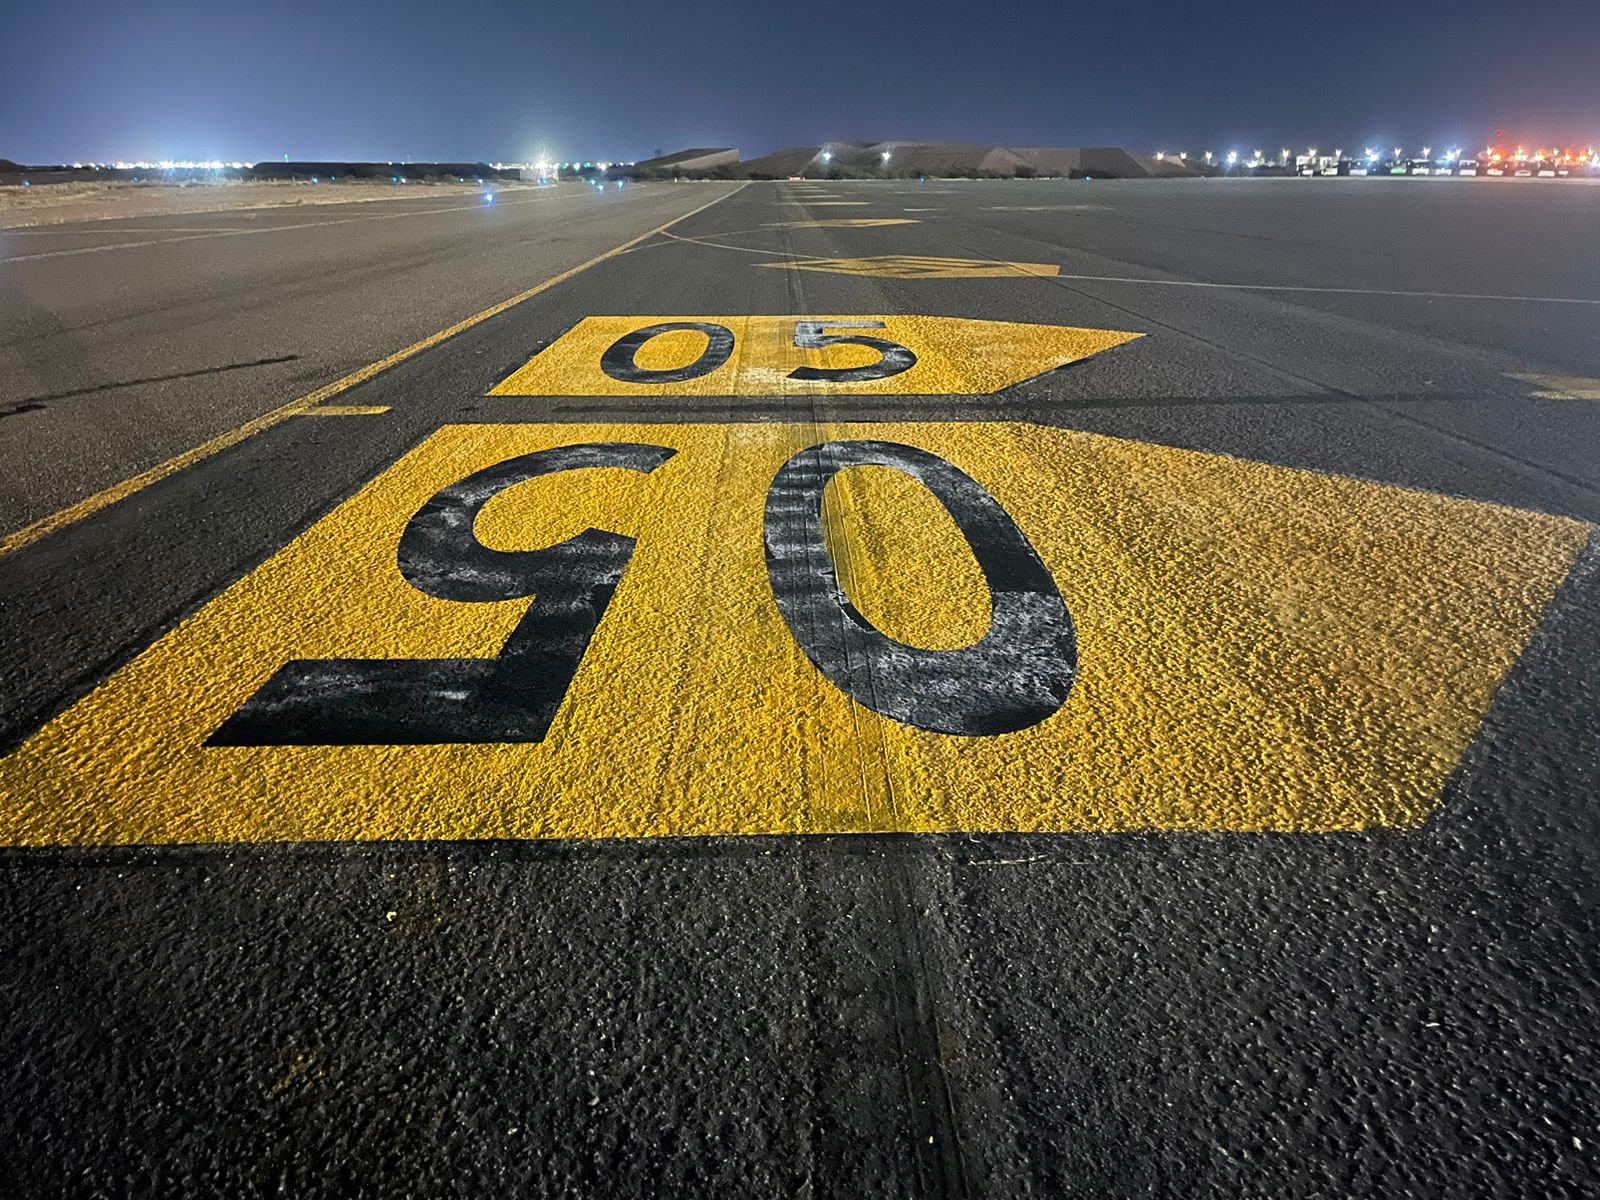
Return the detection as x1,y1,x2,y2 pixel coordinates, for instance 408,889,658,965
0,184,749,559
297,404,391,416
763,255,1061,279
0,421,1585,845
1511,373,1600,400
488,315,1140,397
766,219,920,228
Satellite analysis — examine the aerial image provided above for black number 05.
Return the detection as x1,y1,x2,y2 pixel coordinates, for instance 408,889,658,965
210,440,1075,746
595,320,917,387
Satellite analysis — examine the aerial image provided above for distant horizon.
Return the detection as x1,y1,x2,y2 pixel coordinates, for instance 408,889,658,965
10,128,1600,171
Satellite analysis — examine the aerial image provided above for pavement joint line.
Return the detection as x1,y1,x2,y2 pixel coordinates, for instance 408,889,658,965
657,228,797,257
9,355,302,405
1054,272,1600,305
0,191,574,263
0,183,749,559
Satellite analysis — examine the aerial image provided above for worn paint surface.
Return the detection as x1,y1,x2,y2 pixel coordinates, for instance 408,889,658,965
0,421,1584,846
762,256,1061,278
489,315,1138,397
1510,373,1600,401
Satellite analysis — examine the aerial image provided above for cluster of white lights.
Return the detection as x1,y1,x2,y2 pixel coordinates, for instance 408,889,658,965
1160,144,1600,168
488,161,637,172
64,160,250,171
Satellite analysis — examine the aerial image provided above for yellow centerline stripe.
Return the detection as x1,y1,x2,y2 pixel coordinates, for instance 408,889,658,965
0,183,748,560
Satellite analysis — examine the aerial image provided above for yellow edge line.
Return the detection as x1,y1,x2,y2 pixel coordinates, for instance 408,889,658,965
0,183,749,559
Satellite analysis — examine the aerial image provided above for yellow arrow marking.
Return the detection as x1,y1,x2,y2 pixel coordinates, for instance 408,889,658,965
488,315,1139,397
0,421,1584,845
762,255,1061,279
1511,373,1600,400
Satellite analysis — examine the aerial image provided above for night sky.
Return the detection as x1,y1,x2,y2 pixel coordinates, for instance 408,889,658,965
7,0,1598,163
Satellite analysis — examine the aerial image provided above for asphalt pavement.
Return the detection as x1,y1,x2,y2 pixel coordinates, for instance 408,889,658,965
2,176,1599,1197
0,181,743,532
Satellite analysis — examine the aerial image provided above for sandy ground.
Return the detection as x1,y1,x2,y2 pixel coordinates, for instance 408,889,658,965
0,179,539,228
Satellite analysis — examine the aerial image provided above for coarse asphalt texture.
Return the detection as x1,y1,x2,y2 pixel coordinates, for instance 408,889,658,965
2,176,1599,1196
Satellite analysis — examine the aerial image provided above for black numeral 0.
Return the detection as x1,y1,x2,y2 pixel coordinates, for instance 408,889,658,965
764,441,1076,736
600,322,735,384
208,443,673,746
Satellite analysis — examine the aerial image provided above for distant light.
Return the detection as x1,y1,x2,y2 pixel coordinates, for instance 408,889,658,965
1155,150,1164,160
1393,147,1403,159
1226,151,1237,164
1365,147,1377,159
483,191,495,202
882,151,891,162
21,180,28,187
311,176,319,183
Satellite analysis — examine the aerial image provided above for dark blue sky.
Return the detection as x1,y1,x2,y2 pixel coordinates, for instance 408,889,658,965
6,0,1598,163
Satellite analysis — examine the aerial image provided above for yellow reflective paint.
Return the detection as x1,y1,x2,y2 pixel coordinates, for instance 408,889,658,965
1511,373,1600,401
0,421,1585,846
763,255,1061,279
766,219,921,228
489,316,1140,397
297,404,392,416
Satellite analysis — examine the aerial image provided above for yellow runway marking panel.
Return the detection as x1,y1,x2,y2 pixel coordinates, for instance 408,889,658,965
489,315,1138,397
764,255,1061,279
0,422,1585,845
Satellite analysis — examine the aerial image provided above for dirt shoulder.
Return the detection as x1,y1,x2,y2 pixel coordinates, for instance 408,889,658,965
0,179,543,228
